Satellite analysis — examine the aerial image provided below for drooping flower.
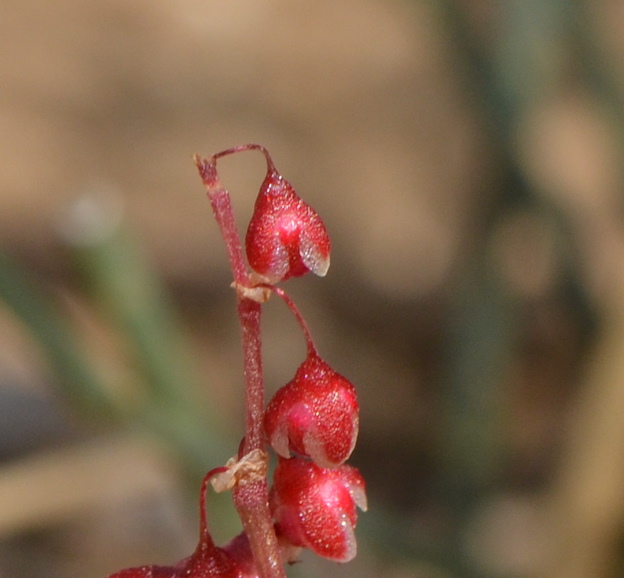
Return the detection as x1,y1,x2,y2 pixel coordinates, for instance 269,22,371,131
271,457,367,563
245,165,330,283
264,354,359,468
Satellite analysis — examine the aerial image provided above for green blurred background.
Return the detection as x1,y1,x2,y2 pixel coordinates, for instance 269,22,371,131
1,1,624,576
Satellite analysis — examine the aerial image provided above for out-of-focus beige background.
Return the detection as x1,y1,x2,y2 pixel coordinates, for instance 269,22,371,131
2,1,624,577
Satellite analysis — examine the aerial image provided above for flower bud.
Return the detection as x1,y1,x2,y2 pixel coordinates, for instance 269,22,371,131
271,457,367,563
264,355,359,468
245,168,330,283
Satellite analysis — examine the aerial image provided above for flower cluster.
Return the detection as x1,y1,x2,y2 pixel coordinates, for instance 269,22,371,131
106,145,365,578
263,330,364,564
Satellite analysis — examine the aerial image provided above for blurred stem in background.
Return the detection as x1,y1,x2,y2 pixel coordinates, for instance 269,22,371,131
60,191,228,475
0,250,117,419
0,189,228,482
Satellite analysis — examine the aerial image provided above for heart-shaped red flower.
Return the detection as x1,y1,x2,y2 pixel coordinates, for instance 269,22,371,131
271,457,367,563
264,354,359,468
245,167,330,283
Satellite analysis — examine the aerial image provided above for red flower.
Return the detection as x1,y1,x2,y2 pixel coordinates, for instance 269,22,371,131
271,457,367,563
245,166,330,283
264,354,359,468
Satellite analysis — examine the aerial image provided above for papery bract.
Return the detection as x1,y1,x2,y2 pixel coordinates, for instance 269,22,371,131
271,457,367,563
245,167,330,283
264,354,359,468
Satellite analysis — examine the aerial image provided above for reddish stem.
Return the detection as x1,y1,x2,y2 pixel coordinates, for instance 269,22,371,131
212,143,275,172
236,297,265,453
233,480,283,577
197,467,228,551
195,153,285,578
268,285,318,358
195,155,250,286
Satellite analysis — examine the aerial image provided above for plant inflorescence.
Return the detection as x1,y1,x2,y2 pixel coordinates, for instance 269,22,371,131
106,144,366,578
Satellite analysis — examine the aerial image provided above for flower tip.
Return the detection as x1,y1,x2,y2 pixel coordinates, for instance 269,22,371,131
352,485,368,512
267,420,292,460
346,473,368,512
302,429,343,469
304,250,330,278
333,514,358,563
299,219,331,278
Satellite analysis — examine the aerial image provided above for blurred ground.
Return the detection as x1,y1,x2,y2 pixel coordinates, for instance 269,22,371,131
2,1,624,577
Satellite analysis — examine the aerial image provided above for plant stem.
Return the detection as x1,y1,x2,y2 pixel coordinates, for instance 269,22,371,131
195,154,285,578
213,143,275,172
236,297,265,452
233,479,284,578
270,286,318,358
195,156,250,287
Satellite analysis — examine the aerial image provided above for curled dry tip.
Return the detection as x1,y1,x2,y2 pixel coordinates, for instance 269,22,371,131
193,154,220,189
192,152,207,171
